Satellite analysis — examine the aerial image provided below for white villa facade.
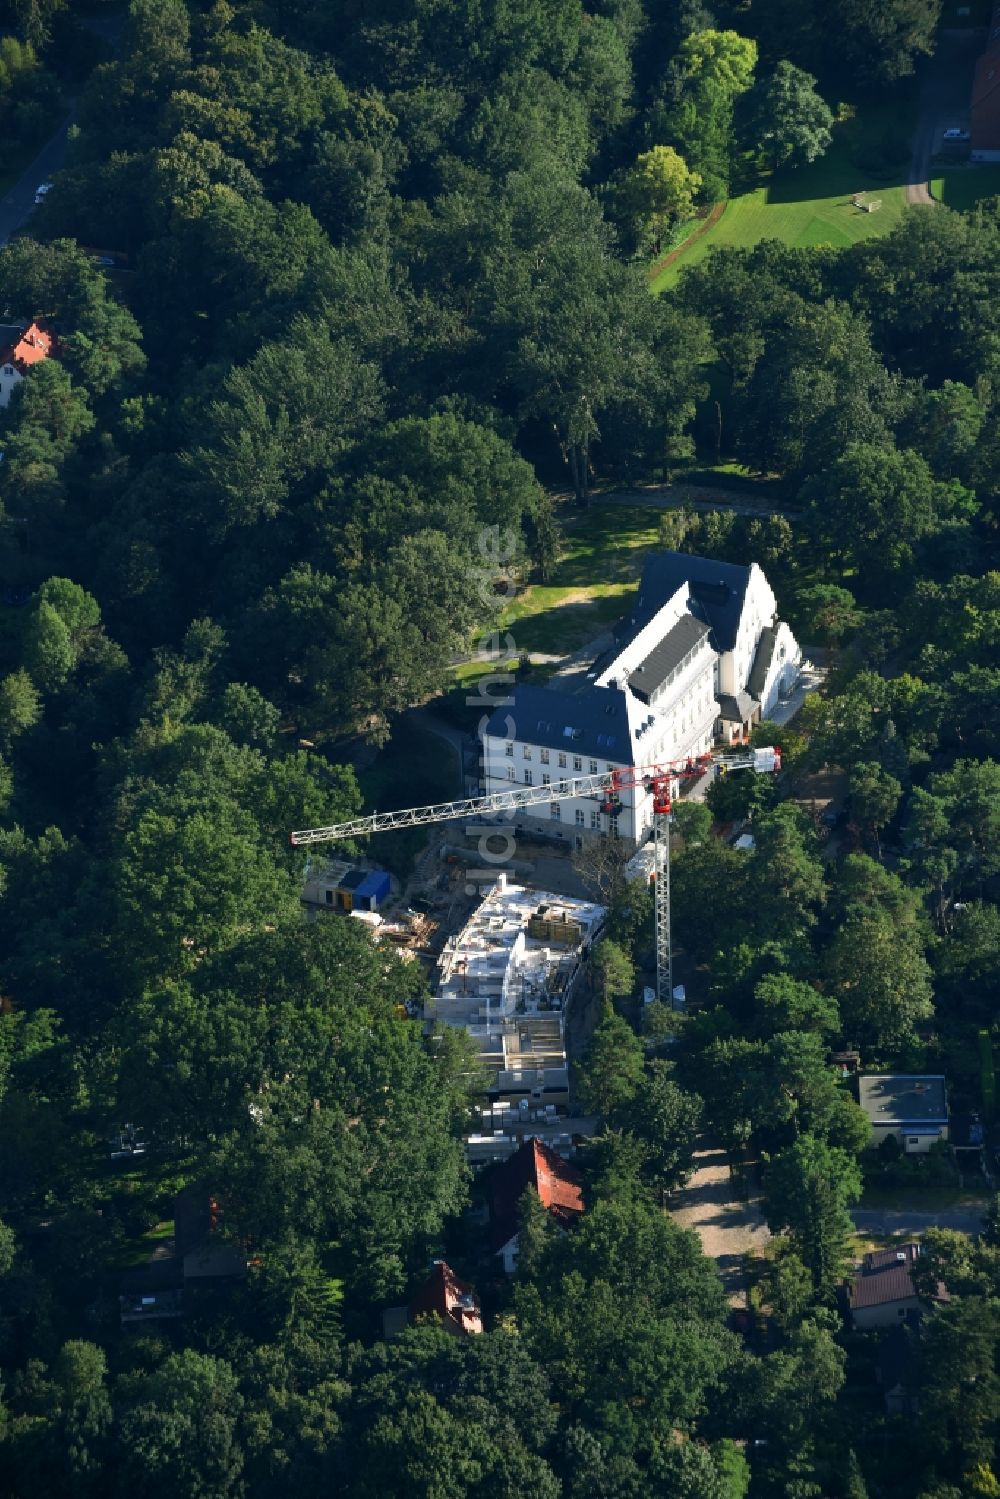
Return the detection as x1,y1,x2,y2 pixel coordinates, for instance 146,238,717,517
482,552,800,848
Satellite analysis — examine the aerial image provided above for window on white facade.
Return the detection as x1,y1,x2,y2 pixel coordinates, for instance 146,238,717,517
551,802,561,820
542,773,550,785
540,748,549,763
505,741,513,757
575,809,584,825
522,745,531,759
524,770,532,785
590,810,599,829
558,752,567,768
573,756,582,771
507,767,515,781
589,759,598,774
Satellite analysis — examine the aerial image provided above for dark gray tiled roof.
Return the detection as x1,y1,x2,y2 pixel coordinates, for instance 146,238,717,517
629,553,752,652
718,690,757,723
0,321,26,354
627,613,710,703
850,1245,919,1310
748,624,777,700
484,682,636,764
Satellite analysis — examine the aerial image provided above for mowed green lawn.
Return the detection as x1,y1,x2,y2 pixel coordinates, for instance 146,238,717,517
931,162,1000,210
652,109,915,291
498,503,664,654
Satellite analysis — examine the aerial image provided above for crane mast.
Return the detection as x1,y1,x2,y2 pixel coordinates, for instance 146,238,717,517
289,745,782,1009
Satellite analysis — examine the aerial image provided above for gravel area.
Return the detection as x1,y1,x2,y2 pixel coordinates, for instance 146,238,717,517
671,1145,771,1304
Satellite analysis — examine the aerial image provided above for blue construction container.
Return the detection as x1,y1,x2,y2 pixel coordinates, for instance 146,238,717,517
354,869,391,910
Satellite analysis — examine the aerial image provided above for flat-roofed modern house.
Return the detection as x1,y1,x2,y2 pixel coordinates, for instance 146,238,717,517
858,1075,949,1155
481,552,800,848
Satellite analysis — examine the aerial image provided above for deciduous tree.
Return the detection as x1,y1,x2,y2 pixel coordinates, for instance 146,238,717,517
763,1134,862,1293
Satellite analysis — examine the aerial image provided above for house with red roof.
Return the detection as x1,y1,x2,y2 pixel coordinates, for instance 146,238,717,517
488,1136,585,1273
408,1260,483,1336
0,320,54,408
381,1258,483,1338
971,5,1000,159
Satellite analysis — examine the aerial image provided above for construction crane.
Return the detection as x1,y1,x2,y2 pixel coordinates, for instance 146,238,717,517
290,744,781,1011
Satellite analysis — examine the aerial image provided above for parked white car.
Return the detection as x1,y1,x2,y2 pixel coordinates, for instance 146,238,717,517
33,182,51,204
943,128,970,141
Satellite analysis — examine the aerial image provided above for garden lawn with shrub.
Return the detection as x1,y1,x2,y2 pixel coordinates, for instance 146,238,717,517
653,103,915,290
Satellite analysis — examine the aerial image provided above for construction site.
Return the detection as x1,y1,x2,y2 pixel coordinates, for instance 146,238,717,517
426,875,606,1154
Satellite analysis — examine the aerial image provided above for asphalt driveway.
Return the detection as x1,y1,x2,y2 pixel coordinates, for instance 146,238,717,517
851,1206,987,1236
0,12,124,247
908,28,983,206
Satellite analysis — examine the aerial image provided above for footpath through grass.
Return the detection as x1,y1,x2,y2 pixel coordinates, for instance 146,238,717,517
652,103,915,291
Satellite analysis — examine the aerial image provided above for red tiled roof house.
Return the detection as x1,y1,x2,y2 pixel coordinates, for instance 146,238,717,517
0,320,53,408
972,6,1000,159
489,1136,584,1274
408,1260,483,1336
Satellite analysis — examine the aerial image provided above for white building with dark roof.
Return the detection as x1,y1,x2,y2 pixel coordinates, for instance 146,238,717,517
858,1075,949,1154
482,551,800,847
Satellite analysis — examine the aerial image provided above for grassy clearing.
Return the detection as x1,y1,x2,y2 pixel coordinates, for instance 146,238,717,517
114,1219,174,1271
652,104,915,291
932,163,1000,211
498,503,665,654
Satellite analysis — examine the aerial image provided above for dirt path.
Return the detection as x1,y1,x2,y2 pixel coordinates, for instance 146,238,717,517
648,200,727,281
671,1144,770,1305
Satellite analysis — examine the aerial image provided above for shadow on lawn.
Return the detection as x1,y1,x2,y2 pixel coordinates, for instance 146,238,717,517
763,145,911,205
506,594,628,656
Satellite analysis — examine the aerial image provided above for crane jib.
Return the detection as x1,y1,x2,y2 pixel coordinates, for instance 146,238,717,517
288,747,781,847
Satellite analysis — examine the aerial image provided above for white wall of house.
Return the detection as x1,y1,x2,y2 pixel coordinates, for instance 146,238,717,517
481,560,797,849
498,1233,520,1275
851,1296,921,1331
869,1123,948,1154
482,732,637,840
758,621,802,718
0,363,23,408
718,564,777,697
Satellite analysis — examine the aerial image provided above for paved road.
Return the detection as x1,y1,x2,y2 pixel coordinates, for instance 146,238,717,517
851,1206,986,1236
0,12,124,246
907,28,983,207
0,108,74,245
